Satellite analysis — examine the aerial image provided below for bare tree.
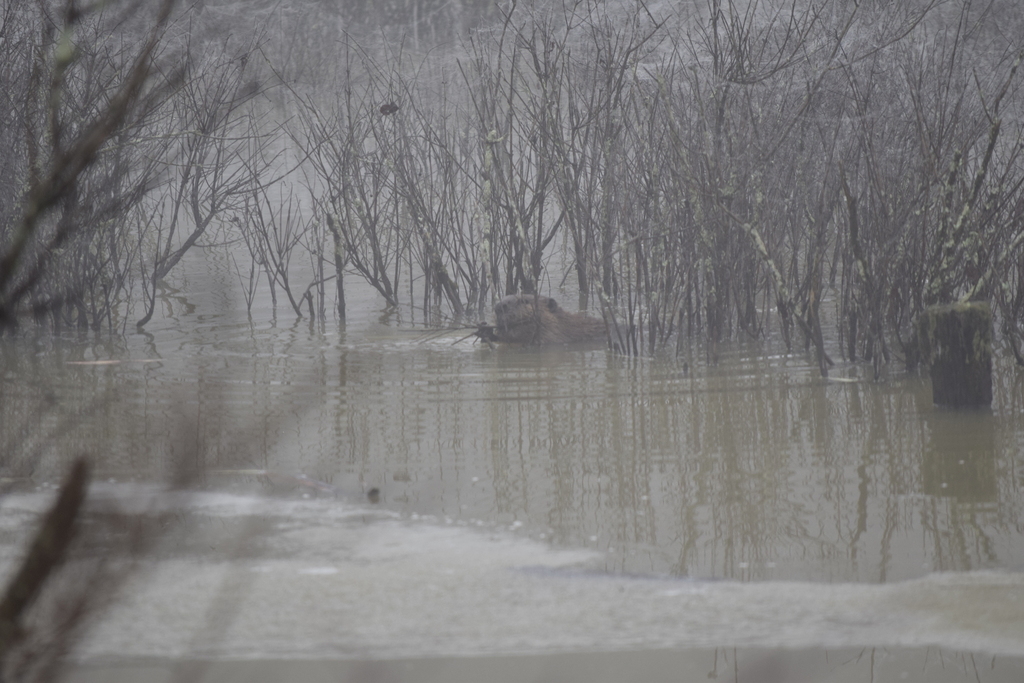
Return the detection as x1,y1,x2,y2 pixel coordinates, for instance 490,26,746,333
135,36,265,328
0,0,180,332
297,41,408,313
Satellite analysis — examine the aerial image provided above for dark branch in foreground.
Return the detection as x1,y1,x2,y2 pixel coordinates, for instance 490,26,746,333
0,458,89,669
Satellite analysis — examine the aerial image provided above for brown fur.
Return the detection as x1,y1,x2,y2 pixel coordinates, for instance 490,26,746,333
482,294,605,345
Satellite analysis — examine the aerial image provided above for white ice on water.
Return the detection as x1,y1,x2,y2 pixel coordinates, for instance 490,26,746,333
3,487,1023,661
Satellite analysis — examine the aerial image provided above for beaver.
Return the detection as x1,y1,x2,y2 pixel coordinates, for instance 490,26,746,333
476,294,605,345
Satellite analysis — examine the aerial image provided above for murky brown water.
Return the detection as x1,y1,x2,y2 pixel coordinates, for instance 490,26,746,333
2,253,1024,671
4,268,1023,583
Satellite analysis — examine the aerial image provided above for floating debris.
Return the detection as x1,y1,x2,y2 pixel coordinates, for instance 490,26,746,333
65,359,162,365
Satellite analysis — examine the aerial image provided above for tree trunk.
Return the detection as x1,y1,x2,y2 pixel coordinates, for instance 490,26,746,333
916,302,993,408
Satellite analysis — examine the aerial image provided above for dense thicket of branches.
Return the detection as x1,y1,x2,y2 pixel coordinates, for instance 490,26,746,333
2,0,1024,377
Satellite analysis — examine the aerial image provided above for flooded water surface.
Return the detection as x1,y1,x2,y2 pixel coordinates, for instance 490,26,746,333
2,264,1024,678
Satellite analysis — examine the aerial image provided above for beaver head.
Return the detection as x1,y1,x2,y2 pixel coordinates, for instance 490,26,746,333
485,294,604,345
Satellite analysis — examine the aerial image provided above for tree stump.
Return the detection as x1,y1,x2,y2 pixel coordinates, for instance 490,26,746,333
916,302,993,408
